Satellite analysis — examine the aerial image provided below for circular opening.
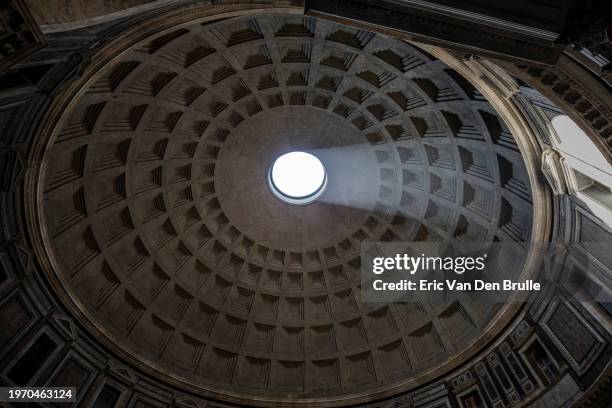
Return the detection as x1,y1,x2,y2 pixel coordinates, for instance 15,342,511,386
268,151,327,205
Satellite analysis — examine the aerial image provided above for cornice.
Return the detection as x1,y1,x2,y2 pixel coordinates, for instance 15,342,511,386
305,0,563,65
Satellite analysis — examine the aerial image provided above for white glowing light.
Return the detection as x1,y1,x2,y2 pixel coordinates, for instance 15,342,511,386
269,151,326,204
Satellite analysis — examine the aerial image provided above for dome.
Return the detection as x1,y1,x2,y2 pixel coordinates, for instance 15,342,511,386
37,13,535,404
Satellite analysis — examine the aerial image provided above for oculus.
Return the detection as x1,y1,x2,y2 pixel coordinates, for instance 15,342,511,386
268,151,327,204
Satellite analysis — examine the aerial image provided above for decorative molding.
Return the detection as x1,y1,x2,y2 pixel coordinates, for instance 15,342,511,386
542,149,568,195
382,0,560,41
305,0,563,64
541,301,606,375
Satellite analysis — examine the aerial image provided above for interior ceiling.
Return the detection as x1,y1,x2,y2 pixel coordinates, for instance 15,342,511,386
39,13,535,402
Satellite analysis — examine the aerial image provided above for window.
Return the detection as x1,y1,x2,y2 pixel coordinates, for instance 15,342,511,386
551,115,612,226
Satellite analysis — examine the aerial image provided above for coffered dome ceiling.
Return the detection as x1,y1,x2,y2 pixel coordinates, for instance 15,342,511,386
38,12,534,404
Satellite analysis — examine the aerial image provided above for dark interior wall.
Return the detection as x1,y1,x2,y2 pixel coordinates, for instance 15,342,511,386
23,0,159,25
411,0,577,32
0,0,46,74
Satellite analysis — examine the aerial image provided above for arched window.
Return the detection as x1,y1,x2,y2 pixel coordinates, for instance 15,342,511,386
551,115,612,226
551,115,609,172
